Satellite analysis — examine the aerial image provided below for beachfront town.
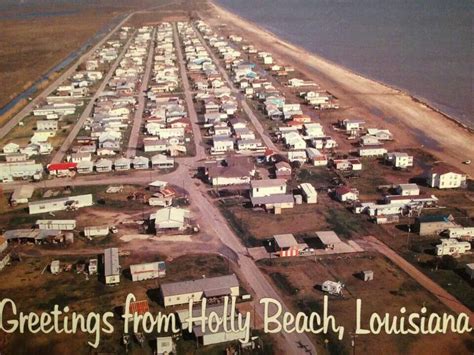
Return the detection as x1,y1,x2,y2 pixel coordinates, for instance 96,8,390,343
0,12,472,355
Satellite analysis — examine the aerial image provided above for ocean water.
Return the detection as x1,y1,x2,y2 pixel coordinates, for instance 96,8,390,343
217,0,473,128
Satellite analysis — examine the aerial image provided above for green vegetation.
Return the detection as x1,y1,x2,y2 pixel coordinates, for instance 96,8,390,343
296,297,348,355
403,251,474,310
219,205,260,247
269,272,299,296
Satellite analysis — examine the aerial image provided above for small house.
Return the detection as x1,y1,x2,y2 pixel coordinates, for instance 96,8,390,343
385,152,413,169
114,157,131,171
95,158,113,173
396,183,420,196
415,215,457,236
321,281,343,295
334,186,359,202
428,165,467,189
132,156,150,170
151,154,174,169
156,336,175,355
151,207,189,231
275,161,292,179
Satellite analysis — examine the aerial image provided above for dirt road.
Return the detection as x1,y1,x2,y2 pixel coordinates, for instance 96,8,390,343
191,23,282,155
126,28,156,158
50,31,137,164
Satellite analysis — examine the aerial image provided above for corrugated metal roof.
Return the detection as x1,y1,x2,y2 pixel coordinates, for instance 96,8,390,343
161,274,239,298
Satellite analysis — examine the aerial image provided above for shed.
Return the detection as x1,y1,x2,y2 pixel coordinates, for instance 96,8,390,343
156,336,175,355
89,258,98,275
11,185,35,205
50,260,60,275
361,270,374,281
316,231,342,250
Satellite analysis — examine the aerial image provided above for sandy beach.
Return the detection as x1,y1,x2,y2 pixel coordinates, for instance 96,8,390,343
204,1,473,176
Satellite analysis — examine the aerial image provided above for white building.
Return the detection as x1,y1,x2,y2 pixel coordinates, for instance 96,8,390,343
385,152,413,169
436,239,471,256
84,226,110,238
151,207,189,231
358,147,387,157
212,136,234,152
103,248,120,285
160,274,240,307
130,261,166,281
28,194,93,215
299,183,317,204
37,219,76,230
396,183,420,196
251,179,287,198
428,166,467,189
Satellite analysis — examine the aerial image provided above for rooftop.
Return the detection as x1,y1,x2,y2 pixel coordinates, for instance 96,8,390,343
160,274,239,298
316,231,342,245
273,233,298,249
250,179,287,188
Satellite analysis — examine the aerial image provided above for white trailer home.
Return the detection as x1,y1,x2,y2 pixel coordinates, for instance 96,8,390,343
103,248,120,285
130,261,166,281
299,183,317,204
84,226,110,238
37,219,76,230
436,239,471,256
447,227,474,240
28,194,93,215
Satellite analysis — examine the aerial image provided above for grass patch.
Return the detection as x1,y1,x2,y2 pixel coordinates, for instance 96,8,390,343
269,272,299,296
219,205,260,247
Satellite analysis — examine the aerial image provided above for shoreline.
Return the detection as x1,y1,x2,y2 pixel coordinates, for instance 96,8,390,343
206,0,473,175
211,1,473,134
